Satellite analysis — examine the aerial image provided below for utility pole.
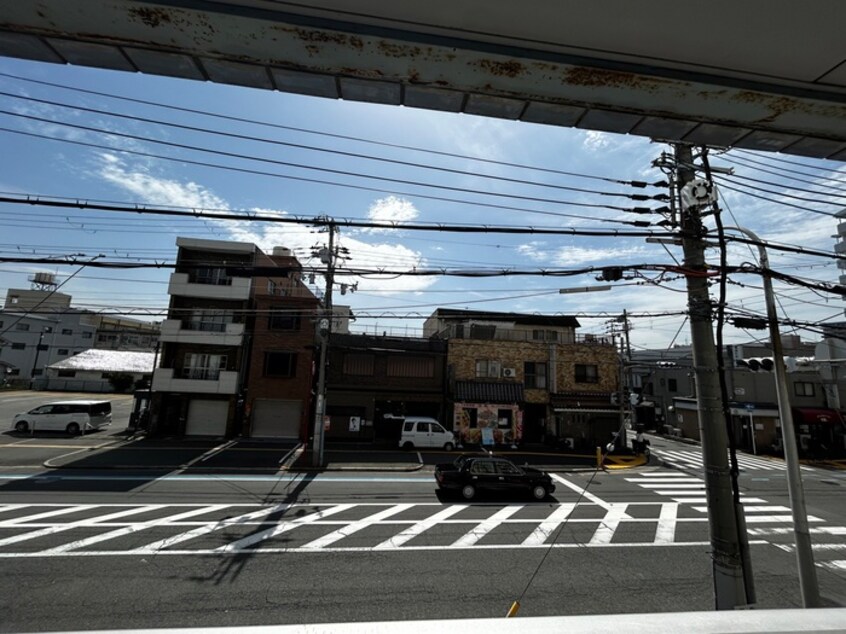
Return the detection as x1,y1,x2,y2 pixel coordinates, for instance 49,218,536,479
725,225,820,607
675,144,747,609
311,222,336,467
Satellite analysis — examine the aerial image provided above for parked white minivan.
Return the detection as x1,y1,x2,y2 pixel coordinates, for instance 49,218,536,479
11,400,112,435
398,416,455,450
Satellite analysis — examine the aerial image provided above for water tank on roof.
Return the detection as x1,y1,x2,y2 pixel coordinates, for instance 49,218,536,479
272,247,293,257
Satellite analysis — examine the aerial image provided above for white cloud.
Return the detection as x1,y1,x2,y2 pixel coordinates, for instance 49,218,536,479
98,156,229,209
517,241,550,262
582,130,611,152
552,245,647,266
364,196,420,229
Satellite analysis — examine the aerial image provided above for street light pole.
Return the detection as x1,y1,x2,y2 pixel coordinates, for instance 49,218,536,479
725,225,821,607
29,327,49,389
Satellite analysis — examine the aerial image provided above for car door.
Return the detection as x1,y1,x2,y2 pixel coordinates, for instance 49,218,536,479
415,421,432,447
468,458,500,492
429,422,448,447
494,460,526,494
29,405,56,430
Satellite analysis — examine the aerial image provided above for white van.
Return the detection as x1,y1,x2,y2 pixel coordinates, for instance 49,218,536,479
11,400,112,435
398,416,455,450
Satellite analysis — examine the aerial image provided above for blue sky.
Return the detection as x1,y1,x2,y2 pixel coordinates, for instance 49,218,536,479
1,56,844,352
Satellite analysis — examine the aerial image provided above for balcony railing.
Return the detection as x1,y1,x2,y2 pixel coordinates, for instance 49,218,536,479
152,368,239,394
181,367,223,380
435,325,614,345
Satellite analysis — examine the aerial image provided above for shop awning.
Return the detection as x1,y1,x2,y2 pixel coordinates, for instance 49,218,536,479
792,407,845,426
454,381,524,403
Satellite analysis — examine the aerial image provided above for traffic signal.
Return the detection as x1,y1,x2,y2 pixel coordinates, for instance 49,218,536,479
737,357,774,372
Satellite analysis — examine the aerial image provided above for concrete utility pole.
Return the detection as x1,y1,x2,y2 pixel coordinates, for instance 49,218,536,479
675,144,747,609
726,225,820,607
311,222,336,467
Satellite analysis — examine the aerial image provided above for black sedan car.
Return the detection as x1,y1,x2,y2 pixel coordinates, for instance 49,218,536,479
434,455,555,500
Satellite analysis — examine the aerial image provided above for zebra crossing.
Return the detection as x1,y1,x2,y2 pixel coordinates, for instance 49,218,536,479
625,470,846,574
651,447,812,472
0,499,727,557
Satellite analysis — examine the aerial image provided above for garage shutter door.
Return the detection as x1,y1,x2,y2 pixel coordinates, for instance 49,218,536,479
251,399,302,438
185,399,229,436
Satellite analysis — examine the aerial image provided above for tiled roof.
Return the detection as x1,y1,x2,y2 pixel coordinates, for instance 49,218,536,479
455,381,524,403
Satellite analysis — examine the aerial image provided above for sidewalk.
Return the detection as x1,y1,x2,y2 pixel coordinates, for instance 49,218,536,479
36,434,649,473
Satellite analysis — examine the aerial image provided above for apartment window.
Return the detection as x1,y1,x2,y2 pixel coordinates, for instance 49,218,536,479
267,279,277,296
668,378,678,392
82,332,92,339
183,353,227,380
15,323,29,331
11,342,25,350
524,362,547,389
36,344,48,351
575,364,599,384
192,267,231,286
57,370,76,378
8,368,19,376
62,328,73,335
268,310,300,331
475,359,501,379
387,355,434,378
343,353,375,376
794,382,815,397
188,310,232,333
32,369,43,376
264,352,297,377
57,349,69,356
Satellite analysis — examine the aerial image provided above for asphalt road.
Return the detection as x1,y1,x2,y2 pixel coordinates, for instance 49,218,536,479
2,436,846,632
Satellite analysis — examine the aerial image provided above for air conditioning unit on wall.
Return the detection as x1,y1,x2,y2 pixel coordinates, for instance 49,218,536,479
502,368,517,378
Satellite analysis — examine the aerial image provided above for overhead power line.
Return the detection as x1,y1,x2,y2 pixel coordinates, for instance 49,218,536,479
0,126,655,227
0,91,666,201
0,70,656,188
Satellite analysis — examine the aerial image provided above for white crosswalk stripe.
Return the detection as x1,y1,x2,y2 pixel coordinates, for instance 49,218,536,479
651,447,812,472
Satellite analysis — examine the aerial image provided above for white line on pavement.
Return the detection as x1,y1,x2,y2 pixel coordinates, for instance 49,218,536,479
550,473,630,517
215,505,354,553
521,504,576,546
589,504,630,545
374,505,467,550
0,505,94,525
38,505,231,554
300,504,414,550
654,503,678,544
450,505,524,548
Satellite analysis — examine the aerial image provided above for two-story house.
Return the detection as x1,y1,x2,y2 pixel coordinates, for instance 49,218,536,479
324,333,448,444
424,309,621,450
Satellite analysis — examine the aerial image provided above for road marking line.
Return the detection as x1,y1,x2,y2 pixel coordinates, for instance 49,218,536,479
299,505,413,550
654,503,678,544
0,504,29,516
638,483,706,489
743,515,824,524
38,505,231,554
670,497,707,504
0,539,756,557
0,506,163,548
589,504,629,545
633,472,693,478
450,506,524,548
215,505,355,553
521,504,576,546
130,503,296,553
692,505,790,514
374,505,467,550
819,560,846,571
0,505,94,526
550,473,630,517
625,478,702,483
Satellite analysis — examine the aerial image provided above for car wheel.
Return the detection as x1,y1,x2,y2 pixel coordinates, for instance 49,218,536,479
461,484,476,500
443,442,455,452
531,484,548,500
66,422,81,436
402,441,414,450
14,420,29,433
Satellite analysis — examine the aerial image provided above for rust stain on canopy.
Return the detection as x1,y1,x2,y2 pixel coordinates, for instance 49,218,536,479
564,67,671,93
127,7,173,29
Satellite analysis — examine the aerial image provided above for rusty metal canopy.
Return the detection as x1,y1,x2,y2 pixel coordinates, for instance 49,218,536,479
1,1,846,159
